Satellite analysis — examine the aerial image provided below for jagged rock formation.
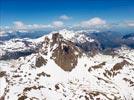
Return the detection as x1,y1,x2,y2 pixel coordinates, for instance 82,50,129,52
51,33,81,71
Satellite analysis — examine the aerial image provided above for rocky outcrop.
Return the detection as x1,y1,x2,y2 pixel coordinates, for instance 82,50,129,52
35,54,47,67
111,60,132,71
110,60,132,76
88,62,106,72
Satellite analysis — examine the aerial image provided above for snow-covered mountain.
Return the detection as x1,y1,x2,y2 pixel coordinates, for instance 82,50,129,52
0,29,134,100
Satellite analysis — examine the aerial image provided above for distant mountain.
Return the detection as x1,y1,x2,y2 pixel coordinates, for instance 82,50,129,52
122,33,134,48
122,33,134,39
87,31,134,49
0,30,50,41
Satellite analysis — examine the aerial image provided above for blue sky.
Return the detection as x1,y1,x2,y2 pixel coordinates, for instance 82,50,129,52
0,0,134,31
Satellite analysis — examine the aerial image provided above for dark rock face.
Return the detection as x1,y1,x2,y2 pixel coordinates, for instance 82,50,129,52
0,71,6,77
88,62,106,72
110,60,132,76
51,33,63,46
51,33,81,71
0,96,4,100
35,55,47,67
18,96,27,100
111,60,131,71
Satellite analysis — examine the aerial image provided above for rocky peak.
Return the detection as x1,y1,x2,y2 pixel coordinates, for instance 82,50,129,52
37,31,101,71
50,33,81,71
51,33,63,46
35,32,82,71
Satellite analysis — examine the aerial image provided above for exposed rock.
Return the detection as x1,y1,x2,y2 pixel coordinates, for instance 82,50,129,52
88,62,106,71
103,70,112,78
111,60,132,71
51,33,81,71
51,33,63,46
55,84,60,90
0,71,6,77
23,86,44,92
12,75,21,78
37,36,50,55
0,96,4,100
111,60,132,76
44,36,50,45
18,95,27,100
35,54,47,67
37,72,51,77
123,78,134,86
87,91,118,100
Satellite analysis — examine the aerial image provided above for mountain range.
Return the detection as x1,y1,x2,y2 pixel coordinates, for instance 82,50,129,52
0,29,134,100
